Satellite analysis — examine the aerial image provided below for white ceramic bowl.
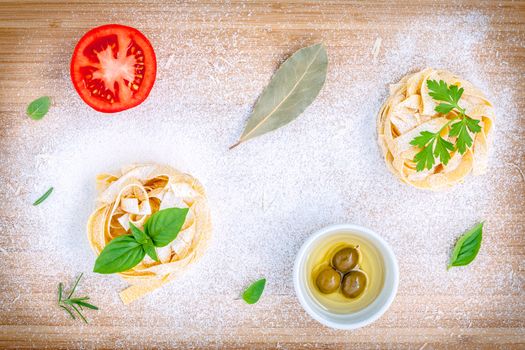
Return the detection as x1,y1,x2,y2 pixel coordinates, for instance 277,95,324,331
293,224,399,330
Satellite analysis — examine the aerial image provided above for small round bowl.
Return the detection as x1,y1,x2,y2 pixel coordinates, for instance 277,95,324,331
293,224,399,330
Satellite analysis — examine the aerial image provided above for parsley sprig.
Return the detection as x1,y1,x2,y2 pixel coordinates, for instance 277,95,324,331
58,273,98,323
410,80,482,171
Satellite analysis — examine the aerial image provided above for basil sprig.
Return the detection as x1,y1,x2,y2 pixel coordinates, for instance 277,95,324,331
130,223,158,262
93,208,189,274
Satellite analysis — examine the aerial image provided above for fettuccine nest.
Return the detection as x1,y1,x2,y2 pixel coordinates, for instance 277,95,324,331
377,68,494,190
87,164,212,304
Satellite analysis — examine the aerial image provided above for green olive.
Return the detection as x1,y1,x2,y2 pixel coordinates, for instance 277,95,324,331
331,246,361,273
341,270,368,299
315,267,341,294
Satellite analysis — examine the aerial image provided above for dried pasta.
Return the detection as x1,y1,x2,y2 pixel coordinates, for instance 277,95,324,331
87,164,212,304
377,68,494,190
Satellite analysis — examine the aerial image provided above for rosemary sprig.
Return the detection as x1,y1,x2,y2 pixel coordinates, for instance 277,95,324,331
58,273,98,323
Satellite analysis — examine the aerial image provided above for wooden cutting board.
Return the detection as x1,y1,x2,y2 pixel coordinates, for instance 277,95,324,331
0,1,524,349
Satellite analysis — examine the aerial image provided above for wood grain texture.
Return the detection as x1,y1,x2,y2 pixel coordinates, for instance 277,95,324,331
0,1,524,349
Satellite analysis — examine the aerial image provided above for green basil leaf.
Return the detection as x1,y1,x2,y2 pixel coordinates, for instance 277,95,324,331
242,278,266,304
130,222,150,245
145,208,189,247
93,235,145,274
143,243,159,262
448,222,483,270
27,96,51,120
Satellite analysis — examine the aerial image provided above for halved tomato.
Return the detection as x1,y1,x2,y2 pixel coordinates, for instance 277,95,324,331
70,24,156,113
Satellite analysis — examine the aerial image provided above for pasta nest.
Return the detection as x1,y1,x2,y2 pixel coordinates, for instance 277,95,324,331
377,68,495,190
87,164,212,304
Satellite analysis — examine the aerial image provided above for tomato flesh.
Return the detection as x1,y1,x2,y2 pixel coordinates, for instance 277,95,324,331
71,24,156,113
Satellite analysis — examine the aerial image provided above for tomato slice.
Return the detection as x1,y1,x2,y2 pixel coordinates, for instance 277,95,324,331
70,24,156,113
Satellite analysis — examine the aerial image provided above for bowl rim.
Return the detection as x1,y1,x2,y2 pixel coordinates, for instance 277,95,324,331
293,223,399,330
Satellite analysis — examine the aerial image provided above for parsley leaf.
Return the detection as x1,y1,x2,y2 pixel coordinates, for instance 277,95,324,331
449,119,473,154
427,80,464,106
434,136,454,165
409,80,482,171
413,142,436,171
435,103,455,114
409,131,435,148
410,130,439,171
465,116,481,133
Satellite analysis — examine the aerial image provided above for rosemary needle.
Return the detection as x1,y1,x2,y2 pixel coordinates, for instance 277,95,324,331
33,187,53,206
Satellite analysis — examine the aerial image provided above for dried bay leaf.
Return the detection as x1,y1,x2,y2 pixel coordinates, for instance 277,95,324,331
230,43,328,149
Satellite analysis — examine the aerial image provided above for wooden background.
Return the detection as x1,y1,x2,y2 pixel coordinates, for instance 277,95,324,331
0,1,524,349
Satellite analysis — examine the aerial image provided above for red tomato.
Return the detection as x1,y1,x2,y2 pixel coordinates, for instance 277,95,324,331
70,24,156,113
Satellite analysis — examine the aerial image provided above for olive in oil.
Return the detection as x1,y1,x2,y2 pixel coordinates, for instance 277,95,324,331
306,231,385,314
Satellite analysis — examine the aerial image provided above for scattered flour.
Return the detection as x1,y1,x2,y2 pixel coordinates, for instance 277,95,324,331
0,4,523,348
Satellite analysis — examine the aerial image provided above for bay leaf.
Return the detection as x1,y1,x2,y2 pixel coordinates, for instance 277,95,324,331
230,43,328,149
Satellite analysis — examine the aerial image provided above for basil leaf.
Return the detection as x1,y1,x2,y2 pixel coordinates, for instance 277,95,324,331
143,243,159,262
145,208,189,247
130,222,150,245
448,222,483,270
93,235,145,274
27,96,51,120
242,278,266,304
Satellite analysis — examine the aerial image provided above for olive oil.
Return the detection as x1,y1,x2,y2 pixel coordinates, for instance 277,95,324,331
306,231,385,314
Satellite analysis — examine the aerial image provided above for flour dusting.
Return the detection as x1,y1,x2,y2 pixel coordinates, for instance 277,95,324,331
0,4,523,348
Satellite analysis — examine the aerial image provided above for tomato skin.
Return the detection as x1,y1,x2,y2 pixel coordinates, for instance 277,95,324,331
70,24,156,113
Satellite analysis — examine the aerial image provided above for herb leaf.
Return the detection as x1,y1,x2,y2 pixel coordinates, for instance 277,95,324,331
58,273,98,323
413,142,435,171
93,208,188,273
242,278,266,304
410,130,435,148
410,79,482,171
33,187,53,206
435,103,455,114
27,96,51,120
75,301,99,310
130,222,150,245
434,136,454,165
130,222,158,261
93,235,145,274
143,243,159,262
427,80,464,107
145,208,189,247
448,222,483,270
230,43,328,149
449,118,472,154
465,116,482,133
